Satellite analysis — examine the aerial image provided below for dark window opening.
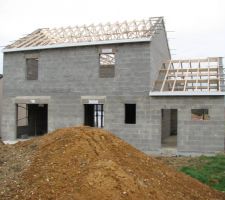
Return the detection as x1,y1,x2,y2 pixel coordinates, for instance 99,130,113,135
191,109,209,120
84,104,104,128
26,58,38,80
125,104,136,124
16,104,48,139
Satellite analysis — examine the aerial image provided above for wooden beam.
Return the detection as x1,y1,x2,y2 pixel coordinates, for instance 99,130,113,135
153,57,222,93
208,58,210,91
184,68,189,91
6,17,163,49
160,60,172,91
195,60,200,90
172,62,180,91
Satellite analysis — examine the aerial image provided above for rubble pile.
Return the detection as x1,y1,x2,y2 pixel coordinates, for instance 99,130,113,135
0,127,224,200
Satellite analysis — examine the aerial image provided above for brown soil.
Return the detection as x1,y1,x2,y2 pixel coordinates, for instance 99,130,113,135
0,138,4,145
0,139,37,198
0,127,225,200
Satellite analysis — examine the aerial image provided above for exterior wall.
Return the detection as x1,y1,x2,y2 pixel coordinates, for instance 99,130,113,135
150,96,225,153
0,78,2,137
149,26,171,90
2,42,154,148
105,96,153,152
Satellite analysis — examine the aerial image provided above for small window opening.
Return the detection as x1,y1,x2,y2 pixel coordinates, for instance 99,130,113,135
125,104,136,124
191,109,209,120
99,53,115,78
26,58,38,80
99,53,115,65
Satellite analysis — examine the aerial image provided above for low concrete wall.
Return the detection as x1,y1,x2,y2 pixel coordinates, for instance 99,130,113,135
150,96,225,153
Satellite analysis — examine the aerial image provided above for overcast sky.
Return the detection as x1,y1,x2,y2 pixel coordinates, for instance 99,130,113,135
0,0,225,74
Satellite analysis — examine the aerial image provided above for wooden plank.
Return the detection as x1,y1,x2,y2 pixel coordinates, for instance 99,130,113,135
160,60,172,91
217,57,220,91
172,64,180,91
207,58,210,91
184,68,189,91
156,79,219,83
159,67,218,72
195,60,200,90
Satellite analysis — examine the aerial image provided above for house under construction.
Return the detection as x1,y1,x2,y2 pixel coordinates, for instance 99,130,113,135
1,17,225,154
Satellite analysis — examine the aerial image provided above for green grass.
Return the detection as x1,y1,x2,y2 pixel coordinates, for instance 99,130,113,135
180,154,225,192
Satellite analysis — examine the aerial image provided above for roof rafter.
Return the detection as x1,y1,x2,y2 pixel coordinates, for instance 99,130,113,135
5,17,164,50
152,57,225,94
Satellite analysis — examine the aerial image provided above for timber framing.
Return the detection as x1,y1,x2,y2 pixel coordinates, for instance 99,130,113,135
150,57,225,96
4,17,164,51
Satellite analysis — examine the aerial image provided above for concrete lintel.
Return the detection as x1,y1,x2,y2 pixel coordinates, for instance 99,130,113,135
81,96,106,104
14,96,51,104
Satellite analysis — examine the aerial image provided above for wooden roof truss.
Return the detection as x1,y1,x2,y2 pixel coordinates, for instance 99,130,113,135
153,57,225,92
6,17,163,49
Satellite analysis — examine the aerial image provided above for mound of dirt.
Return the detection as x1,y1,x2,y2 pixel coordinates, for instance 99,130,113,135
0,138,4,145
0,127,224,200
0,139,38,199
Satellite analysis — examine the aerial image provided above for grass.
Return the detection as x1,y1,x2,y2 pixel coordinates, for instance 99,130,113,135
180,154,225,192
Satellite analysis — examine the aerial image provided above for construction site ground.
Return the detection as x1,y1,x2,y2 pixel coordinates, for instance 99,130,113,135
0,127,225,200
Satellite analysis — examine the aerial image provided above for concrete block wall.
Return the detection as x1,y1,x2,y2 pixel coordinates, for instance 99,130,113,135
150,96,225,153
2,42,154,146
0,78,2,137
104,96,152,152
149,25,171,91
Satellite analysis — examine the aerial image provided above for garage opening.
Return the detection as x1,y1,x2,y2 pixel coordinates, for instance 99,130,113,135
16,104,48,138
161,109,177,147
84,104,104,128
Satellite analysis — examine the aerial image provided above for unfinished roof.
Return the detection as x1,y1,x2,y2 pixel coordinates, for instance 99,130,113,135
4,17,164,52
150,57,225,96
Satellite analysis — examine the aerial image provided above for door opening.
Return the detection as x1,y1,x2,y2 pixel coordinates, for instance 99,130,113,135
84,104,104,128
161,109,177,147
16,104,48,138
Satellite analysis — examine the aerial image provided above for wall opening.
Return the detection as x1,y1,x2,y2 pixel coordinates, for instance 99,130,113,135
99,50,115,78
16,104,48,138
191,109,209,120
84,104,104,128
161,109,177,147
26,58,38,80
125,104,136,124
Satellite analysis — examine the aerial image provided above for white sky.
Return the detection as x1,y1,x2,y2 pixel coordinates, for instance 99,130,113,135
0,0,225,74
